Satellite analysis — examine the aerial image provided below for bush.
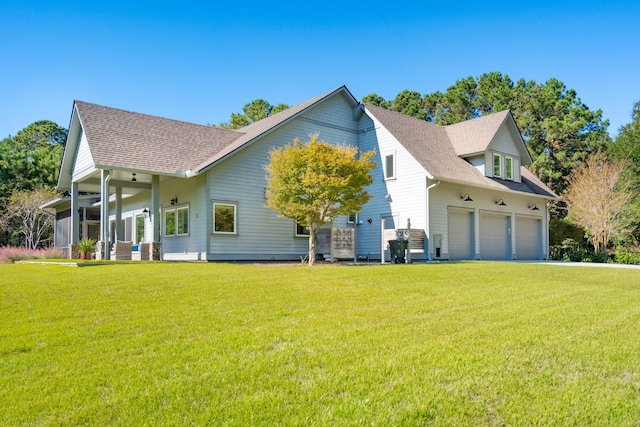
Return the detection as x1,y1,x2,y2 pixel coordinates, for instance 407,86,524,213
549,239,606,263
613,250,640,265
549,218,586,246
0,246,65,263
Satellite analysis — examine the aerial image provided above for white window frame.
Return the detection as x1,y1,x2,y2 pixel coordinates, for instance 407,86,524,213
135,213,145,244
164,208,175,237
347,214,357,224
175,206,189,236
493,153,502,178
213,202,237,234
505,156,513,180
384,153,396,180
164,204,190,237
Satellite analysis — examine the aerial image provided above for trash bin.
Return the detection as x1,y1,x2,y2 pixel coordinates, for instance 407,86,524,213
388,240,407,264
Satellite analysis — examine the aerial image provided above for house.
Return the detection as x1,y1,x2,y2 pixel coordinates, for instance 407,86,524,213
47,85,557,262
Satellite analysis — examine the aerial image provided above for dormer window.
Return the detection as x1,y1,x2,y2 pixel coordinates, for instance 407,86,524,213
505,156,513,180
493,153,502,178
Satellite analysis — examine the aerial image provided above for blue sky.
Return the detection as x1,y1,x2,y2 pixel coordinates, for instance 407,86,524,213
1,1,638,139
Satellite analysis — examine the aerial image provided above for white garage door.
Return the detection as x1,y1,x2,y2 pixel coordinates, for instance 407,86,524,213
449,210,473,260
480,212,509,260
516,216,540,260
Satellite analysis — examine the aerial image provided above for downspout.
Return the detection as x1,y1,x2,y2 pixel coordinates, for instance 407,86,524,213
425,178,440,261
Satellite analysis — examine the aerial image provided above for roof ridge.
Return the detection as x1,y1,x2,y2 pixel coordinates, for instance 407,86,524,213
74,100,244,136
363,103,440,126
444,109,510,128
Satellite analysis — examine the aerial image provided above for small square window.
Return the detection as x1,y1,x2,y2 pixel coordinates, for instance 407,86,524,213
347,214,357,223
493,153,502,178
296,221,310,236
384,154,395,179
214,203,236,234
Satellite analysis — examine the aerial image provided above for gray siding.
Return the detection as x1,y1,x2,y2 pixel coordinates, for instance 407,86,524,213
160,174,208,260
486,126,522,182
206,92,360,260
105,174,208,260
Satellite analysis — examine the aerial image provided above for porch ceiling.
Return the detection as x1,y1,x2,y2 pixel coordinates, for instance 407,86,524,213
73,169,175,194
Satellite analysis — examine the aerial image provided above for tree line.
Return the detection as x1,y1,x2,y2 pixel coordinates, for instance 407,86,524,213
1,73,639,254
0,121,66,247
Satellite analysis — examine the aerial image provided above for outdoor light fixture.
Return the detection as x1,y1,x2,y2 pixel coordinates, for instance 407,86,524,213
496,199,507,206
367,218,373,224
142,206,150,221
131,173,137,182
529,204,540,211
170,197,178,205
461,193,473,202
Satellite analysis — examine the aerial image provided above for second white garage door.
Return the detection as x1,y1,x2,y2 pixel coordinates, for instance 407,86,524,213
480,212,510,260
516,216,541,260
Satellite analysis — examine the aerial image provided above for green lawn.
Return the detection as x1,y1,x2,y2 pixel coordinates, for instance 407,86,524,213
1,262,639,426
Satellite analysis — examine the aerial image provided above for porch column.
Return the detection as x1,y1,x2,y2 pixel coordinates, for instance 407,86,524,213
115,186,123,241
100,169,112,260
151,174,160,242
70,182,79,244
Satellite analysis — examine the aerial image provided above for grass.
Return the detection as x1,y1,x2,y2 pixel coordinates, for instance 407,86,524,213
1,262,639,426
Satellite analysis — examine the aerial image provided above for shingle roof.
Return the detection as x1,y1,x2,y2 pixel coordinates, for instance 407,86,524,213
445,110,510,156
75,86,354,176
73,87,555,199
364,104,557,198
75,101,241,175
193,86,354,171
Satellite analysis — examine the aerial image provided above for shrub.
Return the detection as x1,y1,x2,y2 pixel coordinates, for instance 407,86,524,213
550,239,606,263
613,250,640,265
0,246,65,263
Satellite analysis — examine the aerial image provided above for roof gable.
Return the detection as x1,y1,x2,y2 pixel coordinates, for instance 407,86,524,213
363,105,556,198
58,86,358,188
445,110,509,156
193,86,358,172
446,111,532,164
73,101,241,176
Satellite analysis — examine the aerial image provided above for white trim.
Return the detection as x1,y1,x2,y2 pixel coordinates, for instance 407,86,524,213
505,156,513,180
212,202,237,234
164,203,190,237
384,153,396,180
493,153,502,178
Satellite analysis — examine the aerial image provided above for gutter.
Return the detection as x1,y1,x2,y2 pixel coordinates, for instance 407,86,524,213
425,179,441,261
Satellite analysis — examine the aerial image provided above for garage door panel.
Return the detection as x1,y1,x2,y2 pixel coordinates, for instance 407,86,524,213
516,217,540,260
449,210,473,260
480,213,509,260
